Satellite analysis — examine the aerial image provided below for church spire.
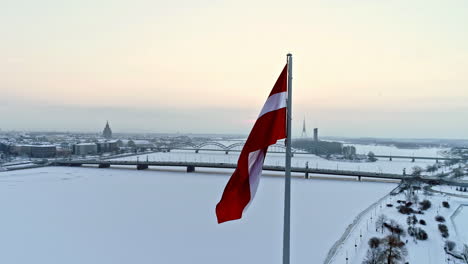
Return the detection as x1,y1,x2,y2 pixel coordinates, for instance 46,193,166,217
103,121,112,139
301,117,307,138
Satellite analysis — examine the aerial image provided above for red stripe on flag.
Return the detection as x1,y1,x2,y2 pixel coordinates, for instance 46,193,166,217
269,64,288,97
216,64,288,223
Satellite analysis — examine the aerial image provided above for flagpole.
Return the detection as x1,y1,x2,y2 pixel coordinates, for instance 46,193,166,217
283,53,293,264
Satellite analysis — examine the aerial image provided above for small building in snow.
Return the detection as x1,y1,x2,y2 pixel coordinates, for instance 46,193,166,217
73,143,98,156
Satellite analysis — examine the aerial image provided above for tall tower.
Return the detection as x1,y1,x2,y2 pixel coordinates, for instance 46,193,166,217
102,121,113,139
313,128,318,142
301,117,307,138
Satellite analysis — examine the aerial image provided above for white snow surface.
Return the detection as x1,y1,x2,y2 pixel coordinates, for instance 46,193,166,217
0,167,395,264
433,185,468,196
331,186,468,264
344,144,447,157
453,205,468,245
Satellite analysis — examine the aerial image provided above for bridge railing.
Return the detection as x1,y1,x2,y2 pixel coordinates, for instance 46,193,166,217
52,159,411,180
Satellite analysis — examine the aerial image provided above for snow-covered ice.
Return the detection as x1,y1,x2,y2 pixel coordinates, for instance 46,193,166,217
345,144,447,157
0,166,395,264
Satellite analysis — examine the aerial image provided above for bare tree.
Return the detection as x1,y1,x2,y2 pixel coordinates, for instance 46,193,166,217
363,246,384,264
426,164,438,173
452,167,464,178
406,215,417,226
419,200,431,210
411,166,423,177
405,187,419,205
381,235,407,264
376,214,387,234
386,220,406,239
368,151,377,162
363,237,384,264
369,237,381,248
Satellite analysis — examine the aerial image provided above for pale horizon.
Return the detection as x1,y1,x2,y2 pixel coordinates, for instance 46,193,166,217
2,0,468,139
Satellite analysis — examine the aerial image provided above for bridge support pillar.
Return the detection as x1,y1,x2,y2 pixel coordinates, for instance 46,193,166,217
137,164,148,170
195,150,199,154
436,159,439,163
411,158,415,162
225,151,229,155
305,162,309,179
389,157,392,161
187,165,195,173
358,176,361,181
99,164,110,168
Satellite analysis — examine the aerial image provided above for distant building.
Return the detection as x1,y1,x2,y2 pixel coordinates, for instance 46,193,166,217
11,145,29,156
97,140,119,153
60,142,71,150
56,147,71,157
11,145,57,158
0,142,9,154
313,128,318,142
342,146,357,159
102,121,112,139
30,145,57,158
128,140,155,151
73,143,98,156
301,118,307,138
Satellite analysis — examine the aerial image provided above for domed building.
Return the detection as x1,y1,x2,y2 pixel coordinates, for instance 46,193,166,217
102,121,113,139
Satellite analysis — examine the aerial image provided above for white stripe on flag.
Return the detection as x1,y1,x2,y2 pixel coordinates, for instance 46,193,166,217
258,92,287,118
247,149,265,203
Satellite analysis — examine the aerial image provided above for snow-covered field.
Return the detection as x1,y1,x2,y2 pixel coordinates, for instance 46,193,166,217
330,186,468,264
0,167,395,264
346,144,447,157
112,150,438,175
452,205,468,245
432,185,468,196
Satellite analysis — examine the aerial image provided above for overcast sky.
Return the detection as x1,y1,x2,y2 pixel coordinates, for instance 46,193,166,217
1,0,467,138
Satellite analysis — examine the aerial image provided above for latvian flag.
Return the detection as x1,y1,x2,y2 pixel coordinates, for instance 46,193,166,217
216,64,288,223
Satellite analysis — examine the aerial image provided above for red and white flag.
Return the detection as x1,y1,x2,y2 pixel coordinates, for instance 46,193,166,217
216,64,288,223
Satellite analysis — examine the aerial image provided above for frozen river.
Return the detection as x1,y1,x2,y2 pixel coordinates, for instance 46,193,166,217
345,143,446,157
0,167,395,264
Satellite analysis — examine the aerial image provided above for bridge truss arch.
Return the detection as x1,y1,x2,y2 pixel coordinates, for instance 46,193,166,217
179,141,300,154
194,142,228,150
226,142,245,151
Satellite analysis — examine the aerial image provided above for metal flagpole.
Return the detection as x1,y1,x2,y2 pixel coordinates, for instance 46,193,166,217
283,53,293,264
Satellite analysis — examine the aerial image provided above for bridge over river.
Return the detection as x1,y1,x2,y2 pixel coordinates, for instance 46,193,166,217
53,159,447,183
54,159,406,180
